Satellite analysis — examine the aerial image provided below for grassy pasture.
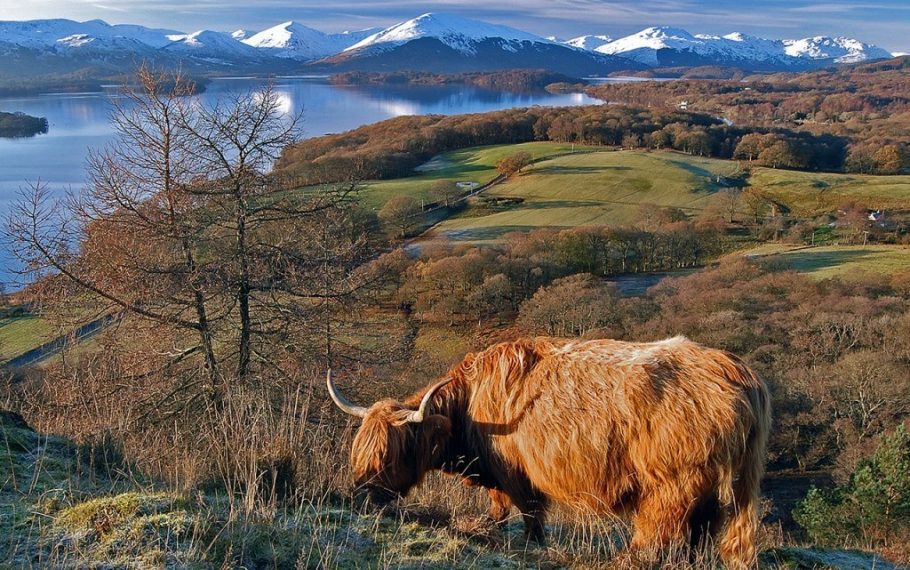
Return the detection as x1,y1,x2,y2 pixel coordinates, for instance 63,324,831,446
358,142,598,209
0,313,55,363
426,150,739,244
740,244,910,280
750,167,910,215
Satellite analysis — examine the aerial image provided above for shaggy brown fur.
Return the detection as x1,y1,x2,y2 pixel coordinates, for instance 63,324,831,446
342,336,771,569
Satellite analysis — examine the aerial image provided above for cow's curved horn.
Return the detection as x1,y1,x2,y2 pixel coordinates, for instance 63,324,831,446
404,377,453,423
326,370,368,418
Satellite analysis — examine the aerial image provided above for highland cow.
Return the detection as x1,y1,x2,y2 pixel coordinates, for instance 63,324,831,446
328,336,770,568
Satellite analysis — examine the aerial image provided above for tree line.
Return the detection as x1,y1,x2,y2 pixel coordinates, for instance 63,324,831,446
277,104,858,185
329,69,580,91
589,57,910,174
389,219,722,326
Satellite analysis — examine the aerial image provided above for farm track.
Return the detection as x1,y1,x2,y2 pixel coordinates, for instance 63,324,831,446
3,313,119,369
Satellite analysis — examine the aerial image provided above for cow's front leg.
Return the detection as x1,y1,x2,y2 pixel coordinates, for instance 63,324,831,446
509,490,548,545
456,475,512,524
487,488,512,523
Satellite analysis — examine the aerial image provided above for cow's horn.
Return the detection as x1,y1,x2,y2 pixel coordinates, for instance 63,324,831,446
405,377,453,423
326,370,368,418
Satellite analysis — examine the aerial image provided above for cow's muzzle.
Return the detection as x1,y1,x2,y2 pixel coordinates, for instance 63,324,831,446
353,484,398,511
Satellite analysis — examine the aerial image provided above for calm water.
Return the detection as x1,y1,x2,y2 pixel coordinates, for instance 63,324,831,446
0,77,601,286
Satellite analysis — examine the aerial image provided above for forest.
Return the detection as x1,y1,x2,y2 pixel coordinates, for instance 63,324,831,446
277,105,866,185
591,56,910,174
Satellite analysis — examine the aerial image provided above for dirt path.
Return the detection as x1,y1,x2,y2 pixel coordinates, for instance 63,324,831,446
4,313,119,369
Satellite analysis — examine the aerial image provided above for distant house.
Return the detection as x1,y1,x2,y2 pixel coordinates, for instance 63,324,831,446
677,100,689,111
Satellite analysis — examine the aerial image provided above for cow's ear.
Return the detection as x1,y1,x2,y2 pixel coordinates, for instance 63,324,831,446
423,414,451,437
421,414,452,449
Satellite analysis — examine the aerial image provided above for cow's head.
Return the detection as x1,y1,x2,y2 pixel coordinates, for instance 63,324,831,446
327,371,453,506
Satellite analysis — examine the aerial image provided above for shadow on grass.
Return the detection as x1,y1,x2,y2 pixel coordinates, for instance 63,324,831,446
440,225,564,241
773,249,878,274
414,163,493,179
532,165,632,175
667,158,715,179
517,200,606,210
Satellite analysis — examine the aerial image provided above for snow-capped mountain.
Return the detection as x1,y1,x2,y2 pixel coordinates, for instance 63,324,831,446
588,26,891,69
783,36,892,64
565,35,613,51
344,12,551,55
0,15,896,79
0,18,179,50
163,30,261,60
318,13,629,75
242,21,380,60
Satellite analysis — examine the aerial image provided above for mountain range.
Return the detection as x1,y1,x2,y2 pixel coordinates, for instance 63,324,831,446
568,27,892,68
0,13,896,79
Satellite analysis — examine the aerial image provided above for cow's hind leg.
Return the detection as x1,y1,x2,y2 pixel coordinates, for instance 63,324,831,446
629,487,694,563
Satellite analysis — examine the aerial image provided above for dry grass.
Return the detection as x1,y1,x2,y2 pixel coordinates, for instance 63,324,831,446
2,355,904,569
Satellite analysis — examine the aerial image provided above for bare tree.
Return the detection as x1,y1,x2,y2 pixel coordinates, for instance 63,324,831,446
429,180,461,208
6,68,373,405
496,151,533,177
379,196,421,238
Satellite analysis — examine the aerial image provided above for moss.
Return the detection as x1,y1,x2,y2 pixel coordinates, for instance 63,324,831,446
40,492,216,568
55,493,177,534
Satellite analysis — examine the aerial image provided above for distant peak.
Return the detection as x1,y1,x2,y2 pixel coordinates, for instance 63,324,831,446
639,26,694,38
344,11,548,54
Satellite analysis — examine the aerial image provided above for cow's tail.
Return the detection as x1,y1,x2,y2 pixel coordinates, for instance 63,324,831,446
718,367,771,569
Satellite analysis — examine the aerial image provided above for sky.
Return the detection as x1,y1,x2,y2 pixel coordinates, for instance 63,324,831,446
2,0,908,53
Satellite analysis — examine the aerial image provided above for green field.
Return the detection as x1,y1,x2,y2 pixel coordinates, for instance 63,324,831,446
425,150,739,243
740,244,910,280
0,313,55,362
750,167,910,215
359,142,597,209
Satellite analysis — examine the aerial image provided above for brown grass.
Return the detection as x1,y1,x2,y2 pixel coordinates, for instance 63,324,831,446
1,350,902,568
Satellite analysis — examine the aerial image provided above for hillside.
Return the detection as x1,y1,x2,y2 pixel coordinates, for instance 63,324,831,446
359,142,594,208
741,244,910,280
354,145,910,246
424,150,736,244
750,167,910,215
4,85,909,566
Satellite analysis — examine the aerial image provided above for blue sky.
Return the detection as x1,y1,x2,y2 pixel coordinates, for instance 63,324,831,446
2,0,908,52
